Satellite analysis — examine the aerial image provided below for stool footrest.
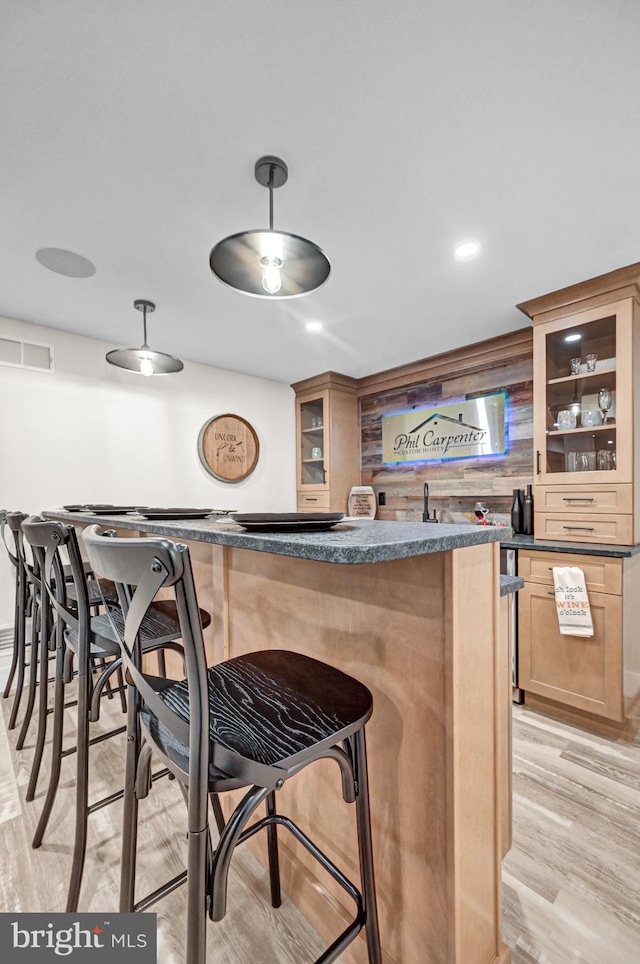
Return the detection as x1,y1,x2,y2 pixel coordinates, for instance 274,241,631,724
235,813,366,964
239,813,362,911
134,870,188,913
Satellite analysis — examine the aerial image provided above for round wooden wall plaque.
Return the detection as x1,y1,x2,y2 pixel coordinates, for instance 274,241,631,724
197,414,260,483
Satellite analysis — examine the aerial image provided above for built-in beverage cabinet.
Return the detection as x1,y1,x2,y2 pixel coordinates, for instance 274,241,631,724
292,372,360,514
519,267,640,546
515,265,640,741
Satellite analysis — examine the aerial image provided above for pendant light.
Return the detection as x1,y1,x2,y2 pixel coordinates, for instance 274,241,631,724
209,156,330,298
106,300,183,376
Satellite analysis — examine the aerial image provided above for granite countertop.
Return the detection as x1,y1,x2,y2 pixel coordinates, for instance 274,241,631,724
499,574,524,596
502,533,640,558
43,510,507,566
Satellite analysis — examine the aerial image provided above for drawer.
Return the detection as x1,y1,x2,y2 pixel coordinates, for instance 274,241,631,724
534,512,633,546
518,549,622,594
297,491,331,511
536,483,632,514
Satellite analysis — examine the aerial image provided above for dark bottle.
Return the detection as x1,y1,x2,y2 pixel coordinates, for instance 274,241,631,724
522,484,534,535
510,488,524,534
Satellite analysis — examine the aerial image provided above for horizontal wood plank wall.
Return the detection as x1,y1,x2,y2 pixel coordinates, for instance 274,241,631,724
358,328,534,523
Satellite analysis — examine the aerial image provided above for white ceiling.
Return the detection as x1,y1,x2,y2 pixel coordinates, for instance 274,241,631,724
2,1,640,385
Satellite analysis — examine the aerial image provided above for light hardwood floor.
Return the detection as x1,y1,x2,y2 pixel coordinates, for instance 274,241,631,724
503,704,640,963
2,682,640,962
0,681,330,963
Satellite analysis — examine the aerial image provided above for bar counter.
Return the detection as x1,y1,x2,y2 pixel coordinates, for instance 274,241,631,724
45,510,512,964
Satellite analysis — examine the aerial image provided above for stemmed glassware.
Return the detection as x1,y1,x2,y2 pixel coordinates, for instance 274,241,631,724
598,387,612,424
474,502,490,525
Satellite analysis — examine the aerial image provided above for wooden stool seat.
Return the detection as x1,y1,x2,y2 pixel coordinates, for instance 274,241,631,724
142,649,373,791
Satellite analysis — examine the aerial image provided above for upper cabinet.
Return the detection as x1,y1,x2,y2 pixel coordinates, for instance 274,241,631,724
292,372,360,513
518,264,640,545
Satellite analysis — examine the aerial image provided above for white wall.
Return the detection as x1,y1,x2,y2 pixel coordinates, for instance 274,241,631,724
0,315,296,626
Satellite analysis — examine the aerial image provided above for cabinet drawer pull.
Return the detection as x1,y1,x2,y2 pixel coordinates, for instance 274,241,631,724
562,497,595,502
562,525,595,531
547,590,556,596
305,498,318,502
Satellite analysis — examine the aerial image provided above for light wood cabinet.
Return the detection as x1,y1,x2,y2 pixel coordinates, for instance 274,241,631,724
515,260,640,737
517,547,640,738
518,577,623,722
292,372,360,513
518,264,640,545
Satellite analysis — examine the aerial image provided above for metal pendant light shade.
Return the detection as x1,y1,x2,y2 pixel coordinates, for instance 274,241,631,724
106,300,183,376
209,156,330,298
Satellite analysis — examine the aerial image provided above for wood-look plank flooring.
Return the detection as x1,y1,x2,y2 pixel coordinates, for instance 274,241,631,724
503,704,640,963
2,676,640,962
0,679,330,963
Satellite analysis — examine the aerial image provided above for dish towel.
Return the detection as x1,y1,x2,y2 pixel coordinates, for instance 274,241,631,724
552,566,594,637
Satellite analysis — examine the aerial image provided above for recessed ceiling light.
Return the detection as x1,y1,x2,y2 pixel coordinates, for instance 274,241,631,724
35,248,96,278
564,333,581,343
454,240,480,260
305,321,323,332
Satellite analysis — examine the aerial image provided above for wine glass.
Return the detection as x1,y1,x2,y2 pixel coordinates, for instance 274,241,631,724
598,387,612,424
474,501,490,525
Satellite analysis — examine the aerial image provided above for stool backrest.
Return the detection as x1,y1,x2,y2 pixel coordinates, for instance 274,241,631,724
1,510,20,569
81,524,209,787
21,517,91,667
5,511,26,570
8,512,44,601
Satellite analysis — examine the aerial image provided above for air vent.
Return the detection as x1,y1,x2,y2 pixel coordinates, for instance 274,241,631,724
0,337,54,373
0,625,13,651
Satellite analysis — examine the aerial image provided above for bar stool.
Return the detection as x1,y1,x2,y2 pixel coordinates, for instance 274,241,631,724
21,517,211,913
82,523,382,964
17,514,121,804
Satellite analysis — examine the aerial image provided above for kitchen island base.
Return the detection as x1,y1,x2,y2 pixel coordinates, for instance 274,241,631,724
201,540,508,964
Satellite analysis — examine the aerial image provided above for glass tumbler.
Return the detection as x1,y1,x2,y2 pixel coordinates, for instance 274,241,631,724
570,357,581,375
581,410,601,428
311,447,322,459
566,451,579,472
557,410,577,430
586,353,598,372
597,450,612,471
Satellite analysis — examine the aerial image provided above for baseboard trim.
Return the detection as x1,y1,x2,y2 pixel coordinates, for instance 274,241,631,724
524,691,640,742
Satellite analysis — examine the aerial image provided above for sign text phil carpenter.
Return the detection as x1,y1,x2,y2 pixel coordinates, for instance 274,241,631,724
382,393,506,464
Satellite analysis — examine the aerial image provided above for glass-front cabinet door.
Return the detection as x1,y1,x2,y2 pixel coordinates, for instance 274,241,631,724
296,392,329,491
533,300,632,485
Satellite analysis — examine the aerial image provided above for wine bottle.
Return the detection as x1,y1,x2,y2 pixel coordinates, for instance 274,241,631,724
510,488,524,534
522,484,534,535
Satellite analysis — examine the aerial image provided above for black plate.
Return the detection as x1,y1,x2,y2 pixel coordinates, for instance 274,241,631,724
230,512,345,532
85,505,141,515
62,504,86,512
135,507,214,520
